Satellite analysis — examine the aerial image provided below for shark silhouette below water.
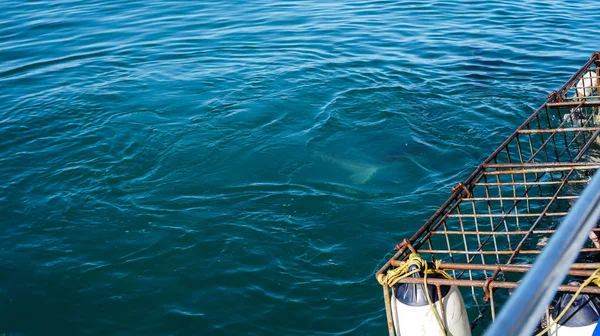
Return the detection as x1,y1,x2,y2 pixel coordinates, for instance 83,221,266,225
313,151,407,184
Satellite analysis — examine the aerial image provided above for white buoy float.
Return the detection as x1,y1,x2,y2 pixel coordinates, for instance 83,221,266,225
391,264,472,336
575,71,599,99
564,71,599,124
547,280,600,336
562,70,600,150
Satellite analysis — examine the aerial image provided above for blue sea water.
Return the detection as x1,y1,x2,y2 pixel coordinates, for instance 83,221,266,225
1,0,599,335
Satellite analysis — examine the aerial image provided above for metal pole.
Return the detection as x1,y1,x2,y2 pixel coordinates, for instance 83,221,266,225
484,170,600,336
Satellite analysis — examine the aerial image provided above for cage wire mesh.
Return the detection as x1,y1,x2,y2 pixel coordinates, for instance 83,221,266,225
376,52,600,335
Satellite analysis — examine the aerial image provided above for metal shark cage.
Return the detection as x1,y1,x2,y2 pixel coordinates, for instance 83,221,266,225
376,52,600,336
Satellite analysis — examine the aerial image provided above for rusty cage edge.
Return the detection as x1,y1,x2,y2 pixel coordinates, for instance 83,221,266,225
376,51,600,336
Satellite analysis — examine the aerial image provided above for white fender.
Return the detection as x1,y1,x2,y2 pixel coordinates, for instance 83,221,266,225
575,71,598,99
392,285,471,336
547,281,600,336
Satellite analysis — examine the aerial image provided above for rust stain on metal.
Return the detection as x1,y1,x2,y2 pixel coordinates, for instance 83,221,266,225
451,181,472,197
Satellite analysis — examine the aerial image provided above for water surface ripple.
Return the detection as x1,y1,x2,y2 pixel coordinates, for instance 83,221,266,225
1,0,599,334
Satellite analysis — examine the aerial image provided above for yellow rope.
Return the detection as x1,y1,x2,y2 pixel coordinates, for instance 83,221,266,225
377,253,453,287
378,253,453,336
535,267,600,336
423,260,447,336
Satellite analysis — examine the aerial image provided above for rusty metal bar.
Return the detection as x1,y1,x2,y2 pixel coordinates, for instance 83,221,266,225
484,173,501,264
483,162,600,168
430,228,600,235
465,196,578,201
563,95,600,101
547,100,600,108
447,212,567,218
416,248,600,255
482,166,600,176
382,285,394,336
437,262,600,272
394,277,600,295
470,193,488,272
518,127,599,134
475,179,588,187
389,261,600,277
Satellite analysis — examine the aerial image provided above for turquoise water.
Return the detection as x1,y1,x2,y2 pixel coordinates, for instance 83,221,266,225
1,1,599,334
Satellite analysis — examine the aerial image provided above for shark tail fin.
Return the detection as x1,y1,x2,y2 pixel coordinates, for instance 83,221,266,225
349,168,378,184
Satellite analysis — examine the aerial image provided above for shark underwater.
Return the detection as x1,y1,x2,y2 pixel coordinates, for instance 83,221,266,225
312,150,412,184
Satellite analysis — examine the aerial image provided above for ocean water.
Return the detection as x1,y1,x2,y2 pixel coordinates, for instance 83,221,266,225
1,0,599,335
